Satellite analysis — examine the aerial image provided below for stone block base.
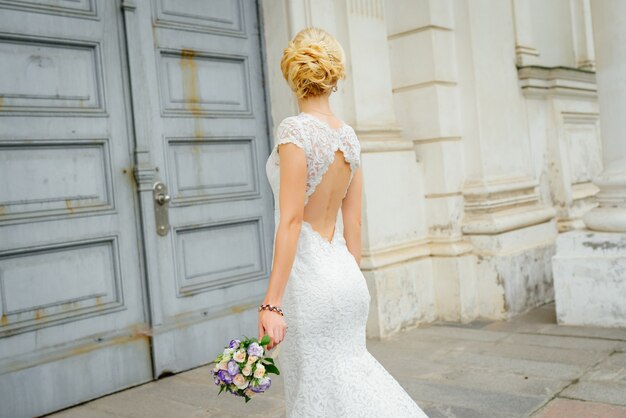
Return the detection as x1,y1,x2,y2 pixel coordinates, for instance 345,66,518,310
468,221,558,320
552,230,626,327
363,257,436,339
432,254,480,322
475,241,556,320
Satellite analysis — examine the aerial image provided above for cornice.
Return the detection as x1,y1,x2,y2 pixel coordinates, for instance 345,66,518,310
517,65,597,99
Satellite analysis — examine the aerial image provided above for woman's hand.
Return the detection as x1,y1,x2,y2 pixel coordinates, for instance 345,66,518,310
258,309,287,350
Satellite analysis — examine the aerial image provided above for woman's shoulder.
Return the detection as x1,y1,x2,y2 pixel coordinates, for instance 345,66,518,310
342,124,360,147
277,114,303,128
274,115,308,152
276,115,306,138
276,114,302,132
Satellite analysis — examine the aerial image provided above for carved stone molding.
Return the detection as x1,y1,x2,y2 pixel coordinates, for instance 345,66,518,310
518,65,597,98
462,176,556,235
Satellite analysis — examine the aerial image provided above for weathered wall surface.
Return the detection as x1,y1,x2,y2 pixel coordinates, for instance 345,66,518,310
260,0,607,338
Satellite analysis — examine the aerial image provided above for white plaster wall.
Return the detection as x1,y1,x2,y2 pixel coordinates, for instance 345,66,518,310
456,0,533,182
364,257,435,339
361,150,427,252
518,63,602,231
529,0,577,67
525,98,552,207
258,0,295,126
553,230,626,327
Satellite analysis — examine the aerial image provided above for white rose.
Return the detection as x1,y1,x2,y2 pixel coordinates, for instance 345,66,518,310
245,387,255,397
221,352,231,361
253,363,265,378
242,365,252,376
233,349,247,363
247,355,258,364
213,363,220,372
218,360,229,370
233,373,248,389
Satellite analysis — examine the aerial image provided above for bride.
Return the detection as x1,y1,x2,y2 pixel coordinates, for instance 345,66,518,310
259,27,429,417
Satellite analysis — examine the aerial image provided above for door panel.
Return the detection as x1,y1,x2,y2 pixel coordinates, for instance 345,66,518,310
122,0,274,375
0,1,152,417
0,1,273,415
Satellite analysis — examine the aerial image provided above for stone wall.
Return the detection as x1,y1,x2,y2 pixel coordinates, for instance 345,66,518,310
260,0,603,338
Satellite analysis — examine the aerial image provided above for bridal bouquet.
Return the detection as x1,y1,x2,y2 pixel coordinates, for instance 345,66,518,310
210,334,280,402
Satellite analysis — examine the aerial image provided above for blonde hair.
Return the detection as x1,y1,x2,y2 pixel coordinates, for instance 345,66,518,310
280,27,346,99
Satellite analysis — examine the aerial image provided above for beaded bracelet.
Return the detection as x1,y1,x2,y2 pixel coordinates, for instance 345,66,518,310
258,303,284,316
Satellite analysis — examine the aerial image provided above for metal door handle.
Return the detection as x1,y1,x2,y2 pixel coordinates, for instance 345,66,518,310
156,193,171,205
153,182,170,236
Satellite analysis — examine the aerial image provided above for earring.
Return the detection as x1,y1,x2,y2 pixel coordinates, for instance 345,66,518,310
332,85,338,92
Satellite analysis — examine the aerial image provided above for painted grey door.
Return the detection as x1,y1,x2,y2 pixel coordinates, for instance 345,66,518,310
0,1,152,417
122,0,274,375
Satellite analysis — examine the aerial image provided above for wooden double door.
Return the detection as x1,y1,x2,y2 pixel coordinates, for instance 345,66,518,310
0,1,274,416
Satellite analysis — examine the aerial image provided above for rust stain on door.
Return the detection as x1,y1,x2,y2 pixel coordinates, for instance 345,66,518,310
180,48,203,142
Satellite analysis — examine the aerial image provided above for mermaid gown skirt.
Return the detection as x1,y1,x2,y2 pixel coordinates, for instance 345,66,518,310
277,221,429,418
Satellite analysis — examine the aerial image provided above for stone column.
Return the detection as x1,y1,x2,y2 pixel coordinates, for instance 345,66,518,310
455,0,558,320
582,0,626,232
337,0,437,338
512,0,540,66
386,0,476,322
570,0,596,70
552,0,626,328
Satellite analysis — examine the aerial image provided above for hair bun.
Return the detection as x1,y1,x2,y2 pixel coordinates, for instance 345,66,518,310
280,28,346,99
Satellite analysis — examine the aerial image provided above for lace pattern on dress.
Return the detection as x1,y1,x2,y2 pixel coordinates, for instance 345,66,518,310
270,113,361,206
264,114,430,417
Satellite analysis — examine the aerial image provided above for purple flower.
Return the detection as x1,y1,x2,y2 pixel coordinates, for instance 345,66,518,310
227,360,239,376
259,376,271,390
251,376,271,393
214,377,220,385
247,342,264,357
217,369,233,384
228,339,240,349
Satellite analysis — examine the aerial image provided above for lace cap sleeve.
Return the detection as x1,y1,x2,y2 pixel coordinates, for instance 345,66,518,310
349,127,362,170
275,117,306,154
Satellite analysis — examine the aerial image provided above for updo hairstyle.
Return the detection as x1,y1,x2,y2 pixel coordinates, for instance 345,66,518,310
280,27,346,99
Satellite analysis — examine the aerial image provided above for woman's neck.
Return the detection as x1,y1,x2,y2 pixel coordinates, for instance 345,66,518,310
298,93,333,116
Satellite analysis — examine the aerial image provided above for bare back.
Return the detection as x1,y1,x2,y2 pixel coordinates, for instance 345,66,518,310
302,112,354,241
265,112,361,242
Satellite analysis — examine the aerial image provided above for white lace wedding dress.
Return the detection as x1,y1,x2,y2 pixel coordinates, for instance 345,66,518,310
265,112,429,417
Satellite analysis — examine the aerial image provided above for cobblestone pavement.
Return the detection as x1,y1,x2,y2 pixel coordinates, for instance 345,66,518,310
46,302,626,418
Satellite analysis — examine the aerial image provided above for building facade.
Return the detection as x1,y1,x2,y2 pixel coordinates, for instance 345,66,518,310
0,0,622,417
263,0,605,336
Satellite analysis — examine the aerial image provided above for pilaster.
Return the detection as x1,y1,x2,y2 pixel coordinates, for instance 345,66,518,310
456,0,558,319
386,0,476,322
518,66,601,232
569,0,596,70
552,0,626,327
338,0,436,338
512,0,541,66
582,0,626,232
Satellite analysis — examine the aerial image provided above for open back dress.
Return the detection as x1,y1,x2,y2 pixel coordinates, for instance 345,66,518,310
265,112,429,417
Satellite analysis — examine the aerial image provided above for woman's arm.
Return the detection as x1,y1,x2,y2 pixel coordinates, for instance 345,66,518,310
259,142,306,349
341,167,362,265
